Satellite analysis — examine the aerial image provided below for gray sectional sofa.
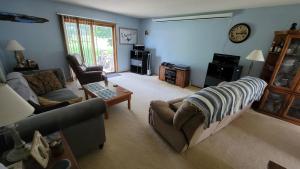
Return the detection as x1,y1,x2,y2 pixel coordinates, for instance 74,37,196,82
16,98,106,157
0,64,106,157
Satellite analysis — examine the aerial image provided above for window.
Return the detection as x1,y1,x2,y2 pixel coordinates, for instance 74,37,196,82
61,15,117,72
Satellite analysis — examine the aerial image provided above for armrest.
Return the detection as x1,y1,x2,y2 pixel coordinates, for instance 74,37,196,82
150,100,175,124
167,97,186,105
79,71,103,84
168,97,186,112
16,98,106,141
173,101,203,130
86,66,103,72
82,71,103,77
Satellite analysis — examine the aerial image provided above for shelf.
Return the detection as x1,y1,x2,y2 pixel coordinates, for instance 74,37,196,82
285,54,299,57
268,52,281,55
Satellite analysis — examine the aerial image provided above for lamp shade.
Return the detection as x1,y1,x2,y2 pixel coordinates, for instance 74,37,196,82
0,84,34,127
246,50,265,62
6,40,25,51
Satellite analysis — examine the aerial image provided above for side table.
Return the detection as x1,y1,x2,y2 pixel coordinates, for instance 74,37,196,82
0,131,80,169
46,131,80,169
13,65,39,72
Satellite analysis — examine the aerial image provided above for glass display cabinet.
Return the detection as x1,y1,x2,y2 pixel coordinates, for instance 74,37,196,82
259,30,300,125
284,96,300,120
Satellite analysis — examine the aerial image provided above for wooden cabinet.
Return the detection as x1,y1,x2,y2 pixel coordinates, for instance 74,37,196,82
159,65,165,81
175,70,189,87
284,96,300,121
159,65,190,88
259,30,300,125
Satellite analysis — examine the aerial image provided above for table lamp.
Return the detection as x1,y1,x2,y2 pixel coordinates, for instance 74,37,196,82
6,40,25,68
0,83,34,162
246,49,265,75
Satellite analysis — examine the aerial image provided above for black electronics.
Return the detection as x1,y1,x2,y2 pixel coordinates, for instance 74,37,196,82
174,64,190,71
212,53,240,66
161,62,175,68
204,53,243,87
133,44,145,51
165,69,177,84
130,50,150,75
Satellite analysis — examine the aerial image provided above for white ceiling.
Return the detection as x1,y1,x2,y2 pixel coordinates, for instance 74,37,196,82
53,0,300,18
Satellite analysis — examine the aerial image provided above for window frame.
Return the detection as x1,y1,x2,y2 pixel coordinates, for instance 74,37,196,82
60,15,118,72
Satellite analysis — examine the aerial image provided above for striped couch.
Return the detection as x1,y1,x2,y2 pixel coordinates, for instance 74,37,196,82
149,77,267,153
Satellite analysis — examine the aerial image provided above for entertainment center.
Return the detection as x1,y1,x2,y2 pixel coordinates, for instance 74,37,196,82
204,53,243,87
130,45,150,75
159,63,190,88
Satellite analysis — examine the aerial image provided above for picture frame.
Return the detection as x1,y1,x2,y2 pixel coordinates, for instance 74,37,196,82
119,27,138,45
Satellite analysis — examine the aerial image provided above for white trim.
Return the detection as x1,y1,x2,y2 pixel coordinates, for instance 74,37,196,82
152,13,233,22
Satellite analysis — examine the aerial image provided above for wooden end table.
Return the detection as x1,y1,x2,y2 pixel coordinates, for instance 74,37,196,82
0,131,80,169
82,81,133,119
47,132,80,169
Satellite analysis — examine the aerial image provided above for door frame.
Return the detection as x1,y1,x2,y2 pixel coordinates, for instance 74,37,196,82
61,16,118,72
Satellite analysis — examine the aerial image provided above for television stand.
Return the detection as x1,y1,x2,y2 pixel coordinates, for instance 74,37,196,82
159,65,190,88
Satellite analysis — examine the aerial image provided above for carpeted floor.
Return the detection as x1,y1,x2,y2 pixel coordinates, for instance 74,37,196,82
71,72,300,169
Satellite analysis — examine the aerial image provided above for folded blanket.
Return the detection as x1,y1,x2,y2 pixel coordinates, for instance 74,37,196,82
185,76,267,128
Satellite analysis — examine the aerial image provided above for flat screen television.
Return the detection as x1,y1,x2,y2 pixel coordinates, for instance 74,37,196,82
212,53,240,66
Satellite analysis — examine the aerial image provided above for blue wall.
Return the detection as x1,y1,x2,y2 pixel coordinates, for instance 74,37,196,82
141,4,300,87
0,0,140,78
1,1,300,87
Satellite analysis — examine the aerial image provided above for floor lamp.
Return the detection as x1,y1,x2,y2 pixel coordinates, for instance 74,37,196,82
246,50,265,75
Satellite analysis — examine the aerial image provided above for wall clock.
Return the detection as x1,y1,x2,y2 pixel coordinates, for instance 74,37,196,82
228,23,251,43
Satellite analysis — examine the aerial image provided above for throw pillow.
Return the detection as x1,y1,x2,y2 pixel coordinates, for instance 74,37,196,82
24,71,63,95
28,100,70,114
38,71,63,93
24,74,47,95
38,97,62,107
7,72,39,105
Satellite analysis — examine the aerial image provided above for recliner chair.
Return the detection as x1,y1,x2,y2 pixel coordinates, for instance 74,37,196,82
66,54,104,85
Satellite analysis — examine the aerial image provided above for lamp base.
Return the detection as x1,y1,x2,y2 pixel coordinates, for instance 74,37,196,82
4,126,30,162
248,61,254,75
15,51,26,68
6,145,30,162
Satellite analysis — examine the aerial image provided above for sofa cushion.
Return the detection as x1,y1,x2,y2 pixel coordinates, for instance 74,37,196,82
42,88,82,103
24,71,63,95
150,100,175,124
6,72,39,105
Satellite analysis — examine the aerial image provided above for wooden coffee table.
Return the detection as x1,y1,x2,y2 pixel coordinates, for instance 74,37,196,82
82,81,133,119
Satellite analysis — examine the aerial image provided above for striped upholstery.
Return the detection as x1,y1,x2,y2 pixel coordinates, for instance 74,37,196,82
185,76,267,128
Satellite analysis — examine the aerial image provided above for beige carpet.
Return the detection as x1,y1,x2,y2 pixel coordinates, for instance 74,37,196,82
71,72,300,169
